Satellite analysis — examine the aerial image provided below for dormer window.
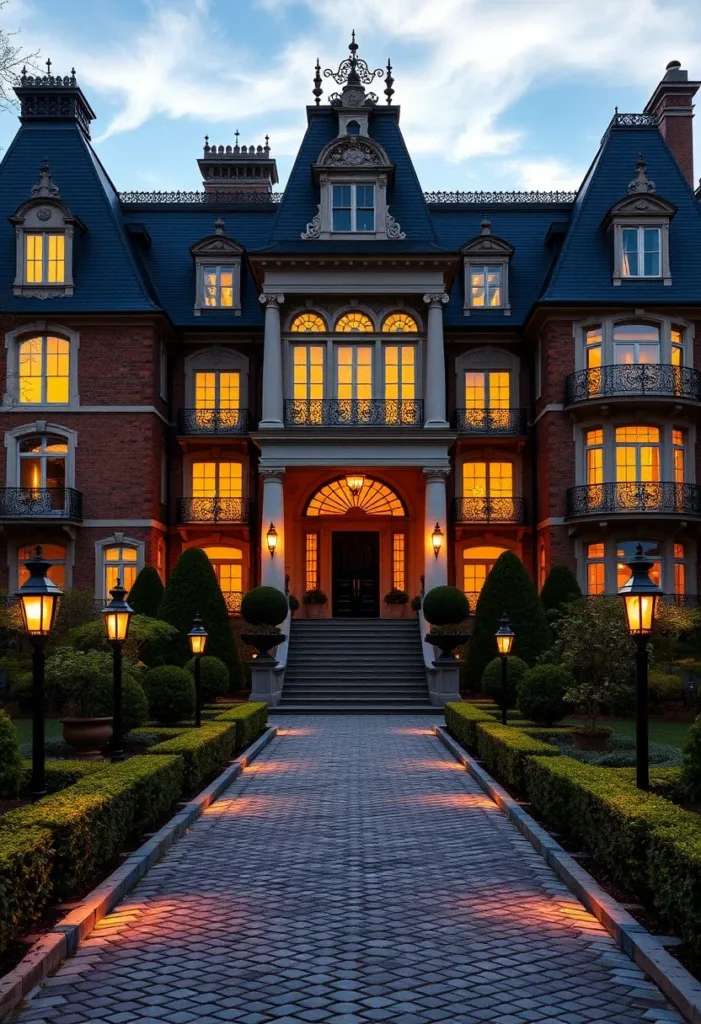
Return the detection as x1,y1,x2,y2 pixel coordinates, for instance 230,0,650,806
203,265,235,307
26,233,65,285
11,162,80,298
332,184,375,232
469,265,503,307
604,157,675,286
461,218,514,315
190,218,243,315
621,227,661,278
346,120,361,136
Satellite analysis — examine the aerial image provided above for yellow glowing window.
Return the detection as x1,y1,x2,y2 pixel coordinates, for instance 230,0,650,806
194,371,240,410
291,313,326,333
392,533,406,591
585,328,603,368
192,461,242,498
465,371,509,410
673,428,685,484
293,346,324,401
306,476,404,517
47,235,65,284
586,542,605,595
586,428,603,485
25,233,65,285
18,543,67,589
382,313,418,333
463,462,512,498
470,265,502,307
19,335,70,404
203,266,235,307
335,312,373,333
337,346,372,402
203,546,243,610
104,545,138,598
305,533,319,590
25,234,43,283
615,426,660,483
384,346,415,409
671,327,683,367
463,546,507,606
674,543,685,595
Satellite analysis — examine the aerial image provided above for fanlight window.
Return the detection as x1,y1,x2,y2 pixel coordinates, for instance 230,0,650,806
306,476,405,517
291,313,326,333
382,313,418,333
335,312,373,333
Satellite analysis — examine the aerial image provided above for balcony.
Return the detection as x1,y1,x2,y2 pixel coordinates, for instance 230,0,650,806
454,408,527,434
177,408,249,435
453,496,527,524
566,482,701,519
565,364,701,406
222,591,243,615
284,399,423,427
0,487,83,523
176,497,250,524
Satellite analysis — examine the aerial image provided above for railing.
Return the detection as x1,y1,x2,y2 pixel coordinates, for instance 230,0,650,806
222,591,243,615
177,408,249,435
176,497,250,524
453,497,527,524
284,398,423,427
424,190,577,204
0,487,83,521
463,591,481,614
565,364,701,405
119,190,282,204
566,482,701,518
454,408,527,434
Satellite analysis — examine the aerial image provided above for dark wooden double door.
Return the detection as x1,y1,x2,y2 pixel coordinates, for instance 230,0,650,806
332,531,379,617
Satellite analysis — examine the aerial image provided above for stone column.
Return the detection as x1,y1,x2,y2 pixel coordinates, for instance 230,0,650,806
260,467,286,592
423,467,449,594
259,293,285,428
423,293,449,428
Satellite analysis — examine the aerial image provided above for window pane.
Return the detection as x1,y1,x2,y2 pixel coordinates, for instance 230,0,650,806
488,462,513,497
644,249,660,276
356,208,375,231
643,228,660,277
47,235,65,284
305,533,319,591
195,371,216,408
203,271,217,307
18,337,43,404
392,533,405,592
621,228,638,276
356,185,374,208
487,266,502,306
465,372,485,409
488,372,509,409
333,185,351,207
219,270,234,307
587,562,605,595
332,208,352,231
217,462,242,498
25,234,43,283
463,463,487,497
192,461,216,497
470,267,486,306
45,337,70,403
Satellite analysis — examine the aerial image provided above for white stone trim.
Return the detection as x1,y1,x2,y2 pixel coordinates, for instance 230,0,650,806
8,536,75,593
184,346,250,409
4,322,80,409
455,346,520,410
4,420,78,487
533,404,564,423
12,201,76,298
94,533,145,601
611,220,672,287
83,519,168,529
573,313,693,371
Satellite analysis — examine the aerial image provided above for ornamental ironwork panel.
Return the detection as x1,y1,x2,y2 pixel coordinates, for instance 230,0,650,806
453,497,526,524
565,364,701,404
424,190,576,204
284,398,423,426
176,497,250,524
454,408,527,434
119,190,282,204
222,591,243,614
177,408,249,435
566,482,701,518
0,487,83,521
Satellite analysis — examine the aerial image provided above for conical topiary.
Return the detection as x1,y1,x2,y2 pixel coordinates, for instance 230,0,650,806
127,566,165,618
539,565,582,615
158,548,242,690
464,550,550,692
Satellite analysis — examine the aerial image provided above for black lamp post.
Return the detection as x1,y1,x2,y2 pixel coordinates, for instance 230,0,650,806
495,613,515,725
102,578,134,763
14,546,62,801
618,543,662,790
188,613,208,727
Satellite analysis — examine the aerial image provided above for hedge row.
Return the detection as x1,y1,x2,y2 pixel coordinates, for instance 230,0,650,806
0,828,53,952
476,722,560,790
21,758,106,796
214,703,268,749
145,723,238,791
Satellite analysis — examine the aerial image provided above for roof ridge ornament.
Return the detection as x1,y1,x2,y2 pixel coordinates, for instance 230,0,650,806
321,31,386,107
480,215,491,235
30,160,61,200
628,154,656,194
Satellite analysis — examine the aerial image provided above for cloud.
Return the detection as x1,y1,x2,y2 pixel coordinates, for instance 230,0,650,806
509,157,584,192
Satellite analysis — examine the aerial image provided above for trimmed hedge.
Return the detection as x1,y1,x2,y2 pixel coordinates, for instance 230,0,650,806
213,702,268,749
648,821,701,954
444,702,495,750
0,828,53,952
21,758,107,795
145,723,237,791
476,721,560,790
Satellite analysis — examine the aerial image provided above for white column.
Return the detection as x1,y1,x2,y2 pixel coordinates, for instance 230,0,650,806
259,293,285,428
423,467,449,593
423,292,449,428
260,467,286,592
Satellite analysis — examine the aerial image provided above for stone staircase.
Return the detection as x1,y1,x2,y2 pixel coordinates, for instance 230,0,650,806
276,618,436,712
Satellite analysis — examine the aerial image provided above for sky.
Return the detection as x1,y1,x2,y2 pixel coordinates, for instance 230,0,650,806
2,0,701,194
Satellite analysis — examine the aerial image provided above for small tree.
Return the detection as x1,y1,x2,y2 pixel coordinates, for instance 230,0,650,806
481,655,528,711
50,588,99,647
539,566,582,615
464,551,550,691
127,566,165,618
158,548,242,690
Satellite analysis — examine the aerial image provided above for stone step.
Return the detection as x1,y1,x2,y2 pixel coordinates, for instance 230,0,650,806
271,705,440,714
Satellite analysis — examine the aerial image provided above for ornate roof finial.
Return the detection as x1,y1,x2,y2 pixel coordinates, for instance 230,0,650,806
234,129,240,152
628,153,656,194
264,134,270,154
384,59,394,104
323,31,384,107
313,58,323,105
480,215,492,235
45,58,51,76
214,217,225,236
30,159,60,199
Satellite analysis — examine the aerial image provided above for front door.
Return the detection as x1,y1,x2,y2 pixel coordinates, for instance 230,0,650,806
332,532,380,617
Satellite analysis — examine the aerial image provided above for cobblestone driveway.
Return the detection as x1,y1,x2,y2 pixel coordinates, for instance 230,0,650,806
15,716,682,1024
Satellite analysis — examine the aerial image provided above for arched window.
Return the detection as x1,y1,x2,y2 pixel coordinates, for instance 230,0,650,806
18,543,67,588
463,546,507,609
335,312,373,333
18,335,70,404
291,313,326,333
382,313,418,333
306,476,405,517
202,545,244,614
104,544,139,596
19,434,67,490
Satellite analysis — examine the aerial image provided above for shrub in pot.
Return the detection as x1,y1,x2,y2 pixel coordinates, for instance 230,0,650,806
303,588,328,618
384,588,408,618
482,655,527,716
185,655,229,702
142,665,195,726
410,595,422,615
0,710,23,798
423,586,470,660
288,594,300,616
241,586,289,659
517,664,572,725
45,648,117,758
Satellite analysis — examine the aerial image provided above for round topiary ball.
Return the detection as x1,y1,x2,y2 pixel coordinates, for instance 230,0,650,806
90,671,150,733
517,664,573,725
481,655,528,707
422,586,469,627
185,655,230,703
0,709,23,798
241,586,289,627
142,665,195,725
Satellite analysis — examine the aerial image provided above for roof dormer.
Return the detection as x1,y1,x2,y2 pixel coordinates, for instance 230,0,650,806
461,218,515,315
603,156,676,286
190,218,244,315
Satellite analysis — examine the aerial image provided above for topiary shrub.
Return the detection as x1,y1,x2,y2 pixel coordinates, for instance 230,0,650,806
648,669,684,710
127,566,165,618
158,548,242,689
241,586,288,627
50,587,99,646
539,565,582,614
464,551,550,691
481,655,528,711
423,586,469,626
142,665,195,725
518,664,573,725
681,713,701,801
0,710,23,798
89,672,150,733
185,655,229,703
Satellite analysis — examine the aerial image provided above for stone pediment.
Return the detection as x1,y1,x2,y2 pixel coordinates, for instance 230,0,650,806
605,192,676,222
460,234,514,257
315,135,391,171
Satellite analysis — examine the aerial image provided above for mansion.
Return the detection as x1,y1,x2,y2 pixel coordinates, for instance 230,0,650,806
1,40,701,621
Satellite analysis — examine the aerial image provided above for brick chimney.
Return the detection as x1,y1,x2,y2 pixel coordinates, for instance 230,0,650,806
644,60,700,187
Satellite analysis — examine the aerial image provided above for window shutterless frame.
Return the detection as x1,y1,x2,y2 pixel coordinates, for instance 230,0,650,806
331,184,375,232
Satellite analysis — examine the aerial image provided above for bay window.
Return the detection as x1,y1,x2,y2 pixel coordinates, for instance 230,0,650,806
673,428,686,484
583,538,692,598
586,543,605,595
615,426,660,484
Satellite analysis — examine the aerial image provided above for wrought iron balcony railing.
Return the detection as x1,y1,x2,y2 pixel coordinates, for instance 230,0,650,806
565,364,701,405
566,482,701,518
177,408,249,435
453,496,527,524
454,408,527,434
222,591,243,615
176,497,250,524
0,487,83,522
284,398,423,427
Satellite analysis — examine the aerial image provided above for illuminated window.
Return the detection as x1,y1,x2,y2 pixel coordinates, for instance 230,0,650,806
586,542,605,595
19,434,67,490
538,541,546,590
613,323,660,365
306,476,404,517
104,545,139,598
462,463,513,519
464,370,510,428
674,543,685,596
202,266,235,308
195,371,240,412
384,346,415,422
586,429,604,486
463,545,507,608
337,346,372,421
18,335,70,404
203,545,244,614
331,184,375,232
615,426,660,483
392,533,406,591
671,327,683,367
382,313,418,333
621,227,661,277
24,233,65,285
192,461,242,499
18,543,66,589
585,328,602,368
673,428,685,484
335,312,374,333
305,533,319,591
293,347,324,402
291,312,326,333
617,540,661,591
469,265,502,307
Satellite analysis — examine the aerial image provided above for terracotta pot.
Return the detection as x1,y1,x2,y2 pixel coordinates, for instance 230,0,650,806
571,727,612,752
306,603,325,618
60,717,113,760
385,603,406,619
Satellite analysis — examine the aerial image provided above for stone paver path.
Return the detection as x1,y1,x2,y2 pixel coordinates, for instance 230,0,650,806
15,716,683,1024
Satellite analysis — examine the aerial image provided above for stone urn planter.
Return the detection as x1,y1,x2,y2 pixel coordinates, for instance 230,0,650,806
60,717,113,760
425,633,470,663
385,602,406,619
305,603,325,619
571,726,612,752
241,633,286,663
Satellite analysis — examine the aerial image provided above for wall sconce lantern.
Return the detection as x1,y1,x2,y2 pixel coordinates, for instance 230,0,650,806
346,473,365,498
431,522,443,559
266,522,278,558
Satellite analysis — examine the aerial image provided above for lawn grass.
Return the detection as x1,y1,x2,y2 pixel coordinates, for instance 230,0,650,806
564,717,691,748
12,718,63,747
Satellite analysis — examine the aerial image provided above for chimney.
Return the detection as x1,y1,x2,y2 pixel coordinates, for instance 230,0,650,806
644,60,700,187
197,134,279,194
15,61,96,140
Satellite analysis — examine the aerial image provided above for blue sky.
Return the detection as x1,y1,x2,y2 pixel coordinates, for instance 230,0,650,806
2,0,701,194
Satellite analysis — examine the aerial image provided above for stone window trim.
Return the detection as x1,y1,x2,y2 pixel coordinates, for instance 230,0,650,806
461,225,514,315
4,420,78,488
574,417,697,486
302,170,405,242
9,537,75,593
284,304,423,334
457,452,522,498
576,535,695,598
11,198,82,299
94,533,145,602
190,230,244,315
183,346,250,410
604,195,676,287
573,313,693,371
4,322,80,409
455,346,520,406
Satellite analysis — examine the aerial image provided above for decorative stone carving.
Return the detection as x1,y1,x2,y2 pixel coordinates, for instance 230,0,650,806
301,206,322,240
260,466,286,480
423,467,450,481
628,154,656,194
385,209,406,240
423,293,449,307
324,139,381,167
259,293,285,307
